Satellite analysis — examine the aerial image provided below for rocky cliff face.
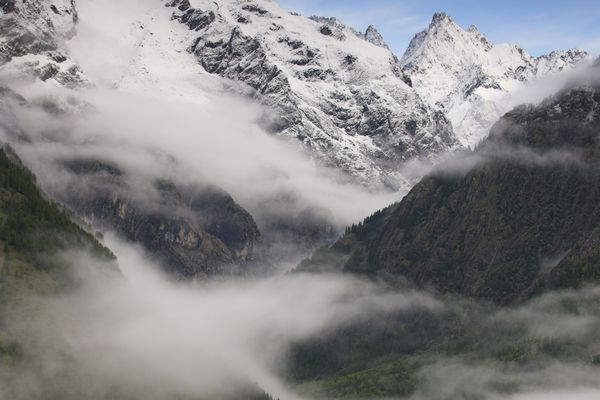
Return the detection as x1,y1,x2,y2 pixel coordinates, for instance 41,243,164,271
400,12,589,148
0,0,86,86
363,25,390,50
55,158,263,279
300,67,600,304
165,0,458,189
0,86,264,279
0,0,75,61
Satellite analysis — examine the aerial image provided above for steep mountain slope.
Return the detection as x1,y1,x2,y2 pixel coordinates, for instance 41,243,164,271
0,0,463,276
2,0,461,190
163,0,458,189
0,0,86,86
0,1,273,278
299,68,600,305
288,68,600,399
1,0,593,278
0,143,116,387
400,12,589,147
0,145,114,276
0,111,276,400
0,86,266,279
2,1,590,189
59,159,263,279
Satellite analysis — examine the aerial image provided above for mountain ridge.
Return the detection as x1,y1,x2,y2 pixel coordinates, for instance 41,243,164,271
298,68,600,305
0,0,594,281
400,11,589,147
1,0,589,187
165,0,458,189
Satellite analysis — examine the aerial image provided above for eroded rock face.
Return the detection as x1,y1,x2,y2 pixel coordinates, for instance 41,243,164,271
59,158,262,279
364,25,389,50
0,0,86,86
0,0,76,63
165,0,459,190
1,1,16,14
0,86,270,279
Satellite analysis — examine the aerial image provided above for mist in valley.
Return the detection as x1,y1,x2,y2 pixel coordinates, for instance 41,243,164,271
3,231,600,400
1,0,600,399
2,56,600,400
0,233,439,400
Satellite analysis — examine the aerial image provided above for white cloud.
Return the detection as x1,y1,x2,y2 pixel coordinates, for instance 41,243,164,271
1,234,439,400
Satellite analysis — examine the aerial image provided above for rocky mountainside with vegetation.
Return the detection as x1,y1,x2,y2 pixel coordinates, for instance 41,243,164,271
1,1,600,399
60,158,263,279
288,69,600,399
300,72,600,305
0,145,118,396
0,142,277,400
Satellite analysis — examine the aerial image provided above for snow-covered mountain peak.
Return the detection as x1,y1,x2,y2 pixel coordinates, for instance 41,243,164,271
0,0,591,189
159,0,459,189
401,11,590,147
402,12,496,76
364,25,389,50
430,12,450,26
532,49,589,77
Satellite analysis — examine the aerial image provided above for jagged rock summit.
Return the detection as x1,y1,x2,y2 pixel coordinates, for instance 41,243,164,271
400,12,589,147
364,25,390,50
164,0,458,189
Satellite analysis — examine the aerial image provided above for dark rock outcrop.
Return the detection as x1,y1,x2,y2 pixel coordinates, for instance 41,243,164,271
0,0,77,64
59,158,263,279
0,0,86,87
363,25,389,50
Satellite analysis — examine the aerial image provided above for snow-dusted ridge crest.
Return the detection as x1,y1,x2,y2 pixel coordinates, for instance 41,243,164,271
400,12,590,147
164,0,458,189
0,1,590,188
